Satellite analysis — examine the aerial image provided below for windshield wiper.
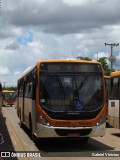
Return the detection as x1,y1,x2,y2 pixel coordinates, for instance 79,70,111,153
78,73,89,91
55,73,65,99
73,81,79,99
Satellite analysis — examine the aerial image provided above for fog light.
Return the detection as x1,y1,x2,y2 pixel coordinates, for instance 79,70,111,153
40,115,51,127
96,114,106,126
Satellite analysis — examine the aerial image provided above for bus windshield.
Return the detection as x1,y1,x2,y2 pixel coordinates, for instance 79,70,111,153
40,72,103,112
2,92,16,100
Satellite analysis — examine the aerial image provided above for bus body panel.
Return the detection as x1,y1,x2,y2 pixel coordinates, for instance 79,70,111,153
35,123,106,138
24,98,32,128
108,100,119,117
18,97,35,130
108,100,120,129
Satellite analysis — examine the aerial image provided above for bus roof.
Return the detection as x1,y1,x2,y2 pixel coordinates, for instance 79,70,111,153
110,71,120,77
18,65,36,80
36,59,101,64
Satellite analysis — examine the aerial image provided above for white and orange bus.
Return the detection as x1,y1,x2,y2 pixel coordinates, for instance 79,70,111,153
108,71,120,129
17,59,106,142
2,90,16,107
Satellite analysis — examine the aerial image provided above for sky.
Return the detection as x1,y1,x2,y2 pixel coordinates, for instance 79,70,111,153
0,0,120,86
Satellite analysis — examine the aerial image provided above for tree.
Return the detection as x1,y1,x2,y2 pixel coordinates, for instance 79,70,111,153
76,56,114,75
98,57,108,70
98,57,113,75
3,86,17,91
76,56,92,61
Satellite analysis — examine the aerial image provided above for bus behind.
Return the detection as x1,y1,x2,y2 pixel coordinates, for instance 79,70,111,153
108,71,120,129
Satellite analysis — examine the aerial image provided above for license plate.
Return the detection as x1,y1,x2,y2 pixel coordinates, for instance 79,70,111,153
67,133,80,137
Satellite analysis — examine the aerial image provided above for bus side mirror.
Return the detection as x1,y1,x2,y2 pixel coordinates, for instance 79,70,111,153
0,83,2,92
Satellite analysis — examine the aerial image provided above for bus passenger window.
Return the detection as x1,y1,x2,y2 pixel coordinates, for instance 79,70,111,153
110,78,119,99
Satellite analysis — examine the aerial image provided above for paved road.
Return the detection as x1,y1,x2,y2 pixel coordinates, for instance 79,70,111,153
0,107,120,160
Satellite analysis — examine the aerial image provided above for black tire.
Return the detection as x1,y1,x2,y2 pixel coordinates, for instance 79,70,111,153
32,133,38,144
20,120,24,128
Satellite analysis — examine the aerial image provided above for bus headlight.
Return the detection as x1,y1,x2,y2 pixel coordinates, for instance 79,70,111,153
40,115,51,127
96,114,106,126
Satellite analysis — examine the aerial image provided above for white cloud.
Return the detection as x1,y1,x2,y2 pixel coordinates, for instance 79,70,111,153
0,66,11,75
36,0,47,4
62,0,89,6
62,0,105,7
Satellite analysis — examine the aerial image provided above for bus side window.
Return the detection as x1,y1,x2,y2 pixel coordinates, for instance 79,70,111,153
18,80,23,97
24,75,33,98
28,82,32,98
32,69,37,100
110,77,119,98
25,77,29,97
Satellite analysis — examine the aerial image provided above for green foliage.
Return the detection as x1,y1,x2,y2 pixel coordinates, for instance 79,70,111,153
98,57,108,71
104,69,111,76
2,86,17,91
77,56,113,76
98,57,115,76
77,56,92,61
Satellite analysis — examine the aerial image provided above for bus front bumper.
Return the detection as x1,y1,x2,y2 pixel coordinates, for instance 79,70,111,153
35,123,106,138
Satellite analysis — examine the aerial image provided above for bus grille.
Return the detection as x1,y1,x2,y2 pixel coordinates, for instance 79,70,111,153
55,129,92,136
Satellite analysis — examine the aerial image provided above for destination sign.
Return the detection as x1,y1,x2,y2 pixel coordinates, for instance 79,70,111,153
40,62,102,73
